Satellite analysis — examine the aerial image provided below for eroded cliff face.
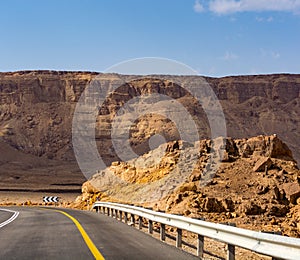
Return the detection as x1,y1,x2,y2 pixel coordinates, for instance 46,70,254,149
208,75,300,166
0,71,299,166
0,71,96,160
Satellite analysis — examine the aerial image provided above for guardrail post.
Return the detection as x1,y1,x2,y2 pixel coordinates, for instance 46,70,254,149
107,207,110,216
227,244,235,260
138,216,143,229
103,207,106,214
160,223,166,241
115,209,118,219
111,208,114,217
131,214,135,226
119,211,122,221
226,223,236,260
148,220,153,234
124,212,128,224
176,228,182,248
197,234,204,258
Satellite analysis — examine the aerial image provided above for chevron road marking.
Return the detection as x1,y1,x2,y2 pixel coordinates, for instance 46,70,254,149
43,196,59,203
0,208,19,228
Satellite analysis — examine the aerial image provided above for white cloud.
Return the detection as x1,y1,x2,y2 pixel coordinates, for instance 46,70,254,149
209,0,240,14
222,51,239,60
271,51,280,59
260,48,280,59
208,0,300,14
194,0,205,13
255,17,264,22
255,16,274,22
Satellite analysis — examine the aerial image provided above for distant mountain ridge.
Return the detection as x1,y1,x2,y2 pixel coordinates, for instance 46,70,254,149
0,71,299,167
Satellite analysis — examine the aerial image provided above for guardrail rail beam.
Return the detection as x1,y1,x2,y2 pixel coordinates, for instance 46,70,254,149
92,202,300,260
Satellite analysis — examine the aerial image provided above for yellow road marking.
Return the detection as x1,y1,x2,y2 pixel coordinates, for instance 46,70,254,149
53,209,105,260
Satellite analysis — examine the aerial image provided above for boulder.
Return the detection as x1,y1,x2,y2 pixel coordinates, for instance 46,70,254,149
281,183,300,204
177,182,197,193
256,184,269,195
266,204,289,217
221,198,235,212
238,201,264,215
166,141,180,152
203,197,226,213
81,181,98,194
268,135,293,159
272,186,286,201
224,137,239,156
253,157,273,172
111,161,120,166
233,135,295,161
221,151,235,162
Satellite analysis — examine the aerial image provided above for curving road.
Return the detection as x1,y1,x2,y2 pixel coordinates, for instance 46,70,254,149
0,209,14,224
0,207,198,260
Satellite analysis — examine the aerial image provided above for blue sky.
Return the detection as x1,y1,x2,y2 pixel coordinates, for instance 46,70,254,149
0,0,299,77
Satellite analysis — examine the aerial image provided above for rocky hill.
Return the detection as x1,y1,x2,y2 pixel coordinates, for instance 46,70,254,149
0,71,299,190
75,135,300,238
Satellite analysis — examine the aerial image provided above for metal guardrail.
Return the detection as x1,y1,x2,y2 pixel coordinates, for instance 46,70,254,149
92,202,300,260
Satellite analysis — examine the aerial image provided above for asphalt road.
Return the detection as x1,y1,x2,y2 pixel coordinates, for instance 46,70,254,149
0,207,199,260
0,208,14,224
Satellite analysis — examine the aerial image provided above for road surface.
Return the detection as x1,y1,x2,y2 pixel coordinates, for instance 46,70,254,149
0,207,199,259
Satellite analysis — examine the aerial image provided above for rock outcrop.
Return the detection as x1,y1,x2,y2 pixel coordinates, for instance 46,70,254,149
75,135,300,237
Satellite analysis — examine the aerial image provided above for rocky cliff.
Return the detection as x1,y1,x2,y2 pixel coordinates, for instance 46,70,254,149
0,71,299,191
0,71,299,164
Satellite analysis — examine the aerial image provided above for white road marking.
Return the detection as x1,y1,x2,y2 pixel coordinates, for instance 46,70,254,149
0,208,19,228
